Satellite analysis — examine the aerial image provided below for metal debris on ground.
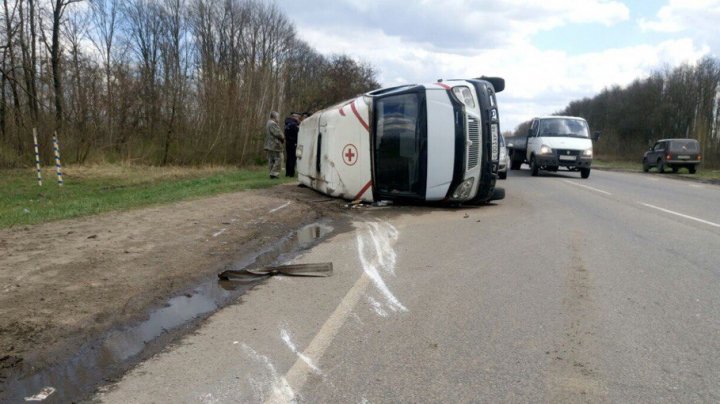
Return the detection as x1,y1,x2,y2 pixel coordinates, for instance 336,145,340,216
218,262,333,281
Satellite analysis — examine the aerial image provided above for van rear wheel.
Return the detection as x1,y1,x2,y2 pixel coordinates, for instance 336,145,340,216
689,166,697,174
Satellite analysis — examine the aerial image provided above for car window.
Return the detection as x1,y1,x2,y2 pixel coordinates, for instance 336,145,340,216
669,140,699,152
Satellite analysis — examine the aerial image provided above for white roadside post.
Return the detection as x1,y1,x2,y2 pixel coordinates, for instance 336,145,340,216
33,128,42,186
52,131,64,186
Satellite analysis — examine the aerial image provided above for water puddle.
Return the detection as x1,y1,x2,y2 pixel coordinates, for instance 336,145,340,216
1,221,335,403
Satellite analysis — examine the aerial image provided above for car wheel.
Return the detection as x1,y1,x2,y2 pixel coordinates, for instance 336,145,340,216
580,168,591,179
657,159,664,173
689,165,697,174
498,171,507,180
642,159,649,172
510,157,522,170
530,156,539,176
672,166,678,173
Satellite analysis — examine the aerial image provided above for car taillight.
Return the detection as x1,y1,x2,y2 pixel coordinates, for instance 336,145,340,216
698,154,702,160
666,154,672,160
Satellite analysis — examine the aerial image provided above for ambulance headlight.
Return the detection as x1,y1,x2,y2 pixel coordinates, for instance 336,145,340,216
296,145,303,159
452,178,475,200
539,145,553,155
452,86,476,109
583,148,593,158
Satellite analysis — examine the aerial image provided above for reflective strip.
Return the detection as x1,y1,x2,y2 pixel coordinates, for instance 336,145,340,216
53,133,63,186
33,129,42,186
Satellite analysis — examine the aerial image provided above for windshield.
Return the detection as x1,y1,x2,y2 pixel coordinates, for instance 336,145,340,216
538,118,589,138
669,140,700,152
374,92,426,197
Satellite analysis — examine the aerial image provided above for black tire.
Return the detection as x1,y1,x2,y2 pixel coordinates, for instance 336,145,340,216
510,157,522,170
642,159,649,172
498,171,507,180
530,156,539,176
689,166,697,174
672,166,678,173
657,159,664,173
580,168,591,179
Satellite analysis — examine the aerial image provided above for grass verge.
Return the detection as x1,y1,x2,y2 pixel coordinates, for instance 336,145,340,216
594,159,720,182
0,165,294,229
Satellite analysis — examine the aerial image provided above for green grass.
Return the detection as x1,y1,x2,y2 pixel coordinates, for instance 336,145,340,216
594,158,720,181
0,165,294,229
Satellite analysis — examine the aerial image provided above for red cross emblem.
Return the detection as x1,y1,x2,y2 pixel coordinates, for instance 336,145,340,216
343,144,358,166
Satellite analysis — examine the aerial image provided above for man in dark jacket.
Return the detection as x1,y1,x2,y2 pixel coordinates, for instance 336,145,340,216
284,113,301,177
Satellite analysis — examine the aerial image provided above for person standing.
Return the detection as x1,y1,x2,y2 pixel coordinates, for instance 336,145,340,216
284,113,301,177
264,111,284,179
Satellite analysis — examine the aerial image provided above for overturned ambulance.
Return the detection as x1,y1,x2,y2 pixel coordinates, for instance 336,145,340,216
296,77,506,204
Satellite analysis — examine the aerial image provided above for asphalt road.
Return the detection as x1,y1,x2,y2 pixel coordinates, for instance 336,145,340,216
95,167,720,403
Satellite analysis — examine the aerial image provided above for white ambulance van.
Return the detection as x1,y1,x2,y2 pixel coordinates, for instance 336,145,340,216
296,77,505,205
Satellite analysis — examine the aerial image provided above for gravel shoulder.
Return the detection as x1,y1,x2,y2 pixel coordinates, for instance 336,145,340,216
0,183,344,391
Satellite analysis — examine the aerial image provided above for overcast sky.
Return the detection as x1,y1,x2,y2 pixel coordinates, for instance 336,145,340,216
277,0,720,132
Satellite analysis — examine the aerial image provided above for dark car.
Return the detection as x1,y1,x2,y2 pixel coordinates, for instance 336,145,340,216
643,139,702,174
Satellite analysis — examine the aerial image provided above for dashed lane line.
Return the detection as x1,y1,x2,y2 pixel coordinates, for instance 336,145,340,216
562,180,612,195
640,202,720,229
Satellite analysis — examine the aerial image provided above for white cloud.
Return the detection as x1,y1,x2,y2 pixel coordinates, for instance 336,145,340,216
639,1,720,37
287,0,629,52
281,0,713,130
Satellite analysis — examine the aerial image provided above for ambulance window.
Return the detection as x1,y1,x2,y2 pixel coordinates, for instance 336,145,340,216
374,93,424,196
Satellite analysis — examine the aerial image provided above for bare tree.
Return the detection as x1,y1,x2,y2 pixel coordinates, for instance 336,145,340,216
49,0,83,131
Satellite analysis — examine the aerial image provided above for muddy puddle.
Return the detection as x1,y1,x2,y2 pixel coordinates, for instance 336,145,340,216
1,221,336,403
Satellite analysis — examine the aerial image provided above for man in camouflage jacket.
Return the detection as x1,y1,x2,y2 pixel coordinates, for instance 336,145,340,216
264,111,284,178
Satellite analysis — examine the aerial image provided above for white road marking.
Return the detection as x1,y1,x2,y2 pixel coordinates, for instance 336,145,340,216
212,228,226,238
640,203,720,228
265,220,403,404
562,180,612,195
366,296,389,317
243,344,296,403
356,222,406,312
269,202,291,214
265,274,370,404
24,387,56,401
280,329,323,375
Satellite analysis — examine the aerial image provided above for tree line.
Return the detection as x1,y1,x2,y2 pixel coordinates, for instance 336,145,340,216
0,0,379,167
511,56,720,168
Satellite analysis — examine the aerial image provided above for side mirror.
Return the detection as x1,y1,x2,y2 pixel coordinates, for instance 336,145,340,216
592,131,601,141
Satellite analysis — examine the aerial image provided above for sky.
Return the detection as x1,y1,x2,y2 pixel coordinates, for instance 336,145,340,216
277,0,720,132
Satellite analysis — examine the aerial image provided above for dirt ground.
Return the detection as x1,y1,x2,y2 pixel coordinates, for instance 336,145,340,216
0,183,345,387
